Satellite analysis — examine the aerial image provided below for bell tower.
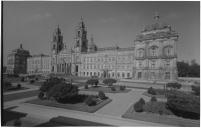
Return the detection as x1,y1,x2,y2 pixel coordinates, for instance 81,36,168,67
51,25,64,54
74,17,88,53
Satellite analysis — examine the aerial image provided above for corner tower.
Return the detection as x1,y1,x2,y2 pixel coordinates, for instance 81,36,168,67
74,17,88,53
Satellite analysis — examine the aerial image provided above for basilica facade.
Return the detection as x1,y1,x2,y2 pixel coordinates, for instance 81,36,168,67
50,14,179,82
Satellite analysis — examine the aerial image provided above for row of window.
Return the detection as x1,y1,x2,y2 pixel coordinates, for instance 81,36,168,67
82,64,131,70
81,71,131,78
138,60,170,68
137,72,171,80
28,71,50,74
82,56,133,63
137,46,174,58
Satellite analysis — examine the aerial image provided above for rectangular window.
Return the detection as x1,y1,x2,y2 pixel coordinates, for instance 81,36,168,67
165,72,170,79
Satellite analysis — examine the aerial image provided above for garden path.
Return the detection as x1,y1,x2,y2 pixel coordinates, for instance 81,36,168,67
95,88,150,117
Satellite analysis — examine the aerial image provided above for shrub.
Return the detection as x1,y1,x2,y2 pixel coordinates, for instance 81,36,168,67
191,85,200,96
120,86,126,91
134,98,145,112
147,87,156,95
17,84,21,89
103,78,117,86
150,97,157,102
143,101,172,115
30,80,35,84
98,91,107,100
86,78,99,87
85,96,97,106
167,91,200,119
84,84,88,89
38,92,45,100
35,77,39,81
166,82,182,90
111,86,116,91
21,77,25,82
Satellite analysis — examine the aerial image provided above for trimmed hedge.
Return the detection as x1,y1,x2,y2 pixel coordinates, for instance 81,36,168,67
30,80,35,84
86,78,99,87
150,97,157,102
103,78,117,86
98,91,107,100
167,91,200,119
111,86,116,91
85,96,97,106
120,86,126,91
166,82,182,89
17,84,21,89
147,87,156,95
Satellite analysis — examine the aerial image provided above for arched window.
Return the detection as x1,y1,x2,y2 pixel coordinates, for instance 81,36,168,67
150,60,156,68
138,48,145,58
149,46,158,57
163,45,173,56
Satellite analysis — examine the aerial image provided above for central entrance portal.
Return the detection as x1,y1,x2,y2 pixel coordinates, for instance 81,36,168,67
102,69,112,78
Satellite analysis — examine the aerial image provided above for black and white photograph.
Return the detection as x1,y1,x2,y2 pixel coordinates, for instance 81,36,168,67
2,1,200,127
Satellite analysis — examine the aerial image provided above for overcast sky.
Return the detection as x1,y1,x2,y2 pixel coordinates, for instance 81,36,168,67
3,1,200,65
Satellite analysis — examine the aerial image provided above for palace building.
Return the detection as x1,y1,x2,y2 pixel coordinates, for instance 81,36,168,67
50,13,179,82
27,54,51,75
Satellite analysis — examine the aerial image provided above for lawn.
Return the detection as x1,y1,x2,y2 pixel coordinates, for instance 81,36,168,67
37,116,112,126
122,103,200,127
4,90,39,102
4,87,29,93
81,86,131,93
26,97,112,113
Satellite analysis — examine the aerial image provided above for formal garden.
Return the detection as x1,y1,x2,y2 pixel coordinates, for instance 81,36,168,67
81,78,131,93
122,82,200,127
26,77,112,113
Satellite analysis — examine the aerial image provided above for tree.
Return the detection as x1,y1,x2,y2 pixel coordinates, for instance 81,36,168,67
177,61,190,77
103,78,117,86
177,60,200,77
134,98,145,112
46,83,78,101
167,91,200,119
40,77,64,93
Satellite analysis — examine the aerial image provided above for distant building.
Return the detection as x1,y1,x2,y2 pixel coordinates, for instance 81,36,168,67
27,54,51,75
6,44,30,75
50,13,179,82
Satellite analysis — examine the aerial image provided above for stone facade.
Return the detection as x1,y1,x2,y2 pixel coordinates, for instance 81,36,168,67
27,54,51,75
50,14,179,82
7,44,30,75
